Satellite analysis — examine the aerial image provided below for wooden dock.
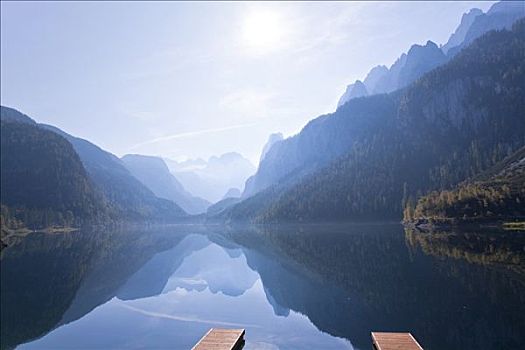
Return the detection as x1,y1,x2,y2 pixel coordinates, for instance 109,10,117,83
372,332,424,350
192,328,245,350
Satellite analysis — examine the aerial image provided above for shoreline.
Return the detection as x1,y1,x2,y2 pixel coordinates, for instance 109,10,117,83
404,219,525,232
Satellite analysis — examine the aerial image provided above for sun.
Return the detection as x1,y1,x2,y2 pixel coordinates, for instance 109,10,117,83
242,9,284,52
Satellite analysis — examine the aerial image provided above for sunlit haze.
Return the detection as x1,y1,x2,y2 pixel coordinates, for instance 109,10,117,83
242,8,287,53
0,1,495,164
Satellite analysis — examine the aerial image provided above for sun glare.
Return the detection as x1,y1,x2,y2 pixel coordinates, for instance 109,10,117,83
242,9,284,52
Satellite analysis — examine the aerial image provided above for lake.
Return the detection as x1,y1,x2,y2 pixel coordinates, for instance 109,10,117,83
1,223,524,350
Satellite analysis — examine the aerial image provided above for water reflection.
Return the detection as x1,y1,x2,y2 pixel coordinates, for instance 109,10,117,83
1,224,524,350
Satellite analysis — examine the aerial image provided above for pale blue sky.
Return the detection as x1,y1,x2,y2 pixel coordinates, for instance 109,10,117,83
1,1,495,164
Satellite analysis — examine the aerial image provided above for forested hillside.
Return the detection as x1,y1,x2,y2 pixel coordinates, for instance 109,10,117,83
0,106,187,234
406,146,525,226
39,123,187,221
244,2,524,200
0,121,111,231
218,19,525,223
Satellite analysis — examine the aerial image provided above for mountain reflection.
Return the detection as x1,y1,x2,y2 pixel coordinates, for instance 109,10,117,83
1,224,524,350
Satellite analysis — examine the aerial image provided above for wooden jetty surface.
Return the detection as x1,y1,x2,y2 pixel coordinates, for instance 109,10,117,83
372,332,424,350
192,328,245,350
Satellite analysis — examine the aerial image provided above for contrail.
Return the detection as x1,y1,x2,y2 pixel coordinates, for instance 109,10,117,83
119,303,261,328
129,122,257,151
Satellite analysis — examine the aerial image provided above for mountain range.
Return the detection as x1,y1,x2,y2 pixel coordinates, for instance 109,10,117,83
214,10,525,223
1,106,187,233
121,154,210,215
252,1,507,199
165,152,256,203
0,105,257,233
1,1,523,230
337,1,523,108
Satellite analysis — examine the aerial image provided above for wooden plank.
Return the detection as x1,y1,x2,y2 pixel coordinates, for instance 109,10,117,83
371,332,424,350
192,328,245,350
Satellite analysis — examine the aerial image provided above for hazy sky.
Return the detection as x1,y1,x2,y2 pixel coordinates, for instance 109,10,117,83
1,1,495,164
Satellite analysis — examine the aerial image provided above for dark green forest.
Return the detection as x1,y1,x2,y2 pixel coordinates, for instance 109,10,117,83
405,146,525,225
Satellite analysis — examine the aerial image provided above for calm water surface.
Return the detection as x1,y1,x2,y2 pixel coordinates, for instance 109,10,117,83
1,223,524,350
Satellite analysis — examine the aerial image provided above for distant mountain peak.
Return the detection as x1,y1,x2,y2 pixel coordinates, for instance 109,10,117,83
222,187,241,200
465,7,484,17
442,8,484,53
213,152,247,163
336,1,522,109
122,154,170,172
445,1,525,57
407,40,441,55
166,152,256,203
338,39,446,109
337,80,369,108
260,132,284,162
350,80,368,96
488,0,525,15
391,52,407,68
363,65,388,93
